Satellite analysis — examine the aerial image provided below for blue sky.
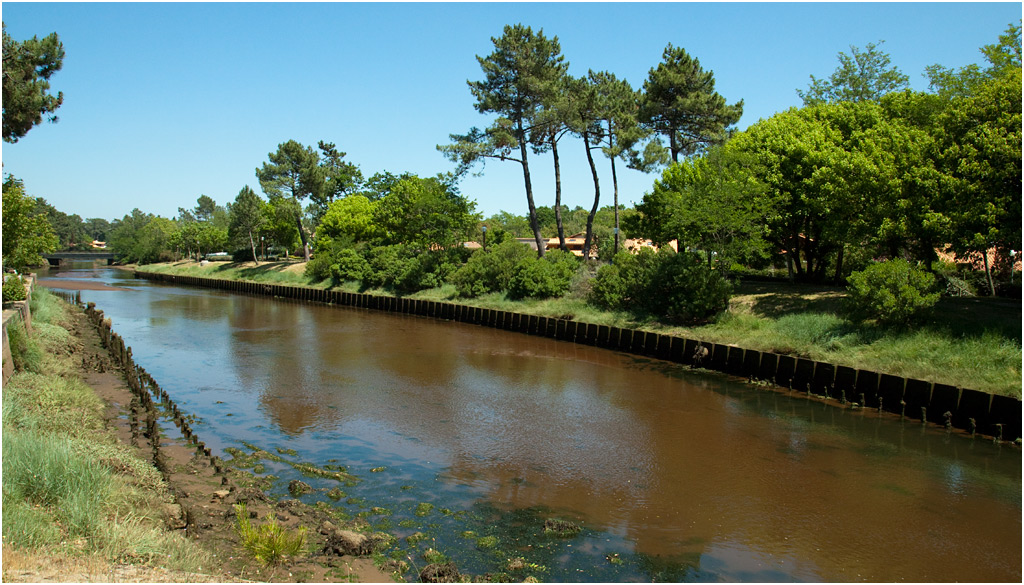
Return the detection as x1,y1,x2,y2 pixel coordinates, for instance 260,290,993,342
2,2,1020,223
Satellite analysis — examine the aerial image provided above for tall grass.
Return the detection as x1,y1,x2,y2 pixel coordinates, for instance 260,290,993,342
3,430,112,537
234,503,306,565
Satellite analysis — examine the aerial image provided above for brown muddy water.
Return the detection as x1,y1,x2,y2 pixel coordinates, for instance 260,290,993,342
41,266,1022,582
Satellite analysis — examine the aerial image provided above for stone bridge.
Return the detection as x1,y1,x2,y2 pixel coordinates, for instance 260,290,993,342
43,251,117,266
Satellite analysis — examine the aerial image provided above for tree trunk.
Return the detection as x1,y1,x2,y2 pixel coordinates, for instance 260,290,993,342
669,127,680,163
248,230,259,266
292,198,310,262
791,235,803,277
983,249,996,296
582,133,601,261
612,156,620,257
519,129,545,258
833,244,845,284
608,119,620,258
552,138,567,252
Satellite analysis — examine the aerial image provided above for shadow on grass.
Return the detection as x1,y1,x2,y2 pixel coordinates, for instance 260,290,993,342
737,281,847,319
738,280,1021,345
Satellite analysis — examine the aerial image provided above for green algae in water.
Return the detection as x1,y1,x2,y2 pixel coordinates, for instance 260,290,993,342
476,535,499,549
415,502,434,516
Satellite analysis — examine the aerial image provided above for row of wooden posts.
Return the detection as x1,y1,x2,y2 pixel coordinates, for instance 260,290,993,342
134,271,1021,442
84,301,229,484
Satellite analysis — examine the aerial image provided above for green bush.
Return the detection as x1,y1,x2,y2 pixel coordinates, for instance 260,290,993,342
3,275,27,302
588,263,627,309
450,240,534,298
588,249,731,324
846,259,940,326
647,251,732,324
508,249,580,300
363,244,415,289
393,247,472,294
330,248,371,283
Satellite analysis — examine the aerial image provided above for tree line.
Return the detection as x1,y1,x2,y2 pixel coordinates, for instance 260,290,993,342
626,24,1020,296
3,20,1019,321
439,24,743,261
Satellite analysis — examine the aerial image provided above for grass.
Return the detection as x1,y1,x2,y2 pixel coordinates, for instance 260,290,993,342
233,503,306,565
2,287,213,573
136,260,1022,398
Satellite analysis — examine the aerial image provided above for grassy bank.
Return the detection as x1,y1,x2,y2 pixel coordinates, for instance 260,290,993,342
139,260,1022,398
2,288,216,580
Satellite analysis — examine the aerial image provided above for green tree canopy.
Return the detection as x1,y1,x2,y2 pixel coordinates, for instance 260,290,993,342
926,22,1021,99
107,209,176,265
372,176,478,250
440,23,568,257
314,194,381,245
797,41,909,105
639,43,743,164
228,185,267,263
2,23,65,143
2,175,58,268
938,67,1022,293
308,141,363,220
256,140,320,260
631,145,767,271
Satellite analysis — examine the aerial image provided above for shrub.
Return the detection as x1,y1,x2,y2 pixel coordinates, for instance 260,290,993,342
646,251,732,324
232,247,256,262
392,247,472,294
305,235,358,282
330,248,370,283
588,249,731,324
234,503,306,565
363,244,416,290
507,249,580,300
450,240,534,298
846,259,940,326
3,275,27,302
588,263,627,309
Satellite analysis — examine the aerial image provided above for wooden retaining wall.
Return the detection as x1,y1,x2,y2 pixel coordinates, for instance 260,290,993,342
134,271,1022,442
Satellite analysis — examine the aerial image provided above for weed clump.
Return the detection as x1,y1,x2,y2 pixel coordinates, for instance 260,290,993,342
543,518,581,537
234,502,306,565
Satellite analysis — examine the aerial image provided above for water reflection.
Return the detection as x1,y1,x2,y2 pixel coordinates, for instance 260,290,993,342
50,267,1022,582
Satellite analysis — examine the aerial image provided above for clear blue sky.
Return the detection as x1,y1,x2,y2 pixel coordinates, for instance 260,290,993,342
2,2,1020,223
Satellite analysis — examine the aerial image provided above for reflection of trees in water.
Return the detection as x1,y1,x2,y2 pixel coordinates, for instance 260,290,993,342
225,296,324,435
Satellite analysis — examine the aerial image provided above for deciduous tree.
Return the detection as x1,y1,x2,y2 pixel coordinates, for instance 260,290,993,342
228,185,267,264
797,41,909,105
2,175,58,268
938,67,1022,294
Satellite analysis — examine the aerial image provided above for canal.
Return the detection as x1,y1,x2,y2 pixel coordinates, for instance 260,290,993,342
39,266,1022,582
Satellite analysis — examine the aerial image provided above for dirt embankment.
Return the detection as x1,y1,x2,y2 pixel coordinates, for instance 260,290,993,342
3,303,394,583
